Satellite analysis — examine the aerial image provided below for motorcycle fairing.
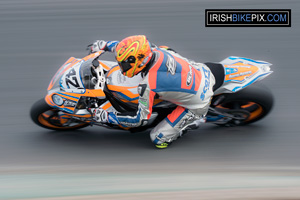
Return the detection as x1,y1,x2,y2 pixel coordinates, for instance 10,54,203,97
215,56,273,94
46,52,107,114
224,63,259,83
60,60,85,94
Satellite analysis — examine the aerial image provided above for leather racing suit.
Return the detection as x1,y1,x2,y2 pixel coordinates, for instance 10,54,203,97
102,41,215,145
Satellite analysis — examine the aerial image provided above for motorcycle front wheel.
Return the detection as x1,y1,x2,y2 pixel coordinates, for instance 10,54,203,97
30,98,89,131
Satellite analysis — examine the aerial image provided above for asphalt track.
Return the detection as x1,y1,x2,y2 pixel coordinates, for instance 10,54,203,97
0,0,300,199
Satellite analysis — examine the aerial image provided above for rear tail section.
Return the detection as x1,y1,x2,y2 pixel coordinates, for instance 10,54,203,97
214,56,273,94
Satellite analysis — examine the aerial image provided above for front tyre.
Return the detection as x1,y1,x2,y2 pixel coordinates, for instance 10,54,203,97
30,98,89,131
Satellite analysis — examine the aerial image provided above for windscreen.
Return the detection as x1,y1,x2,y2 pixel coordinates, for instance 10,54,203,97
80,59,98,89
48,59,78,91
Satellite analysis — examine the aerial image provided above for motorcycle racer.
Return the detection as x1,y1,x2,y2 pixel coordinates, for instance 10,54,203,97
88,35,215,148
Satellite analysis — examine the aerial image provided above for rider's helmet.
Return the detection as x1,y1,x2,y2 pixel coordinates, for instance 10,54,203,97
115,35,153,78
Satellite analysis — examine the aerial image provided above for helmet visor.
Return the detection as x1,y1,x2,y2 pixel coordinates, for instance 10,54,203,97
118,56,136,74
118,61,133,73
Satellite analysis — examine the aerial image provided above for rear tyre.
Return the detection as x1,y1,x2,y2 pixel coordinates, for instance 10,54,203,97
30,98,89,131
212,83,274,125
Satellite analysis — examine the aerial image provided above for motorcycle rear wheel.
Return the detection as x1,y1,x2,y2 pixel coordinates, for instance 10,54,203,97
212,83,274,126
30,98,89,131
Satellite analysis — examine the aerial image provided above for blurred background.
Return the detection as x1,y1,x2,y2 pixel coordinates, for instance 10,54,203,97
0,0,299,199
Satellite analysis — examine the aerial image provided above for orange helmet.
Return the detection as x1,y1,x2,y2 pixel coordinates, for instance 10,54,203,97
115,35,153,77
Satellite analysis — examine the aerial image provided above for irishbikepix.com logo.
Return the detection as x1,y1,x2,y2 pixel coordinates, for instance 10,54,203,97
205,9,291,27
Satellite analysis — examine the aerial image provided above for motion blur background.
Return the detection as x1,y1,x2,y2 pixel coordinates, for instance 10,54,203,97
0,0,299,199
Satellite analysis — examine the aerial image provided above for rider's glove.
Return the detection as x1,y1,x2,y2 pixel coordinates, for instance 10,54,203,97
87,40,107,54
91,107,109,123
91,107,120,125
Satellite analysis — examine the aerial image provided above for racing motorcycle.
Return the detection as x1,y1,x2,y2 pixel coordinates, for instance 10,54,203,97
30,50,274,132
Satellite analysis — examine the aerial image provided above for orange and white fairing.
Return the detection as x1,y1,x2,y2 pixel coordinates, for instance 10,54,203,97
46,51,109,115
215,56,273,94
